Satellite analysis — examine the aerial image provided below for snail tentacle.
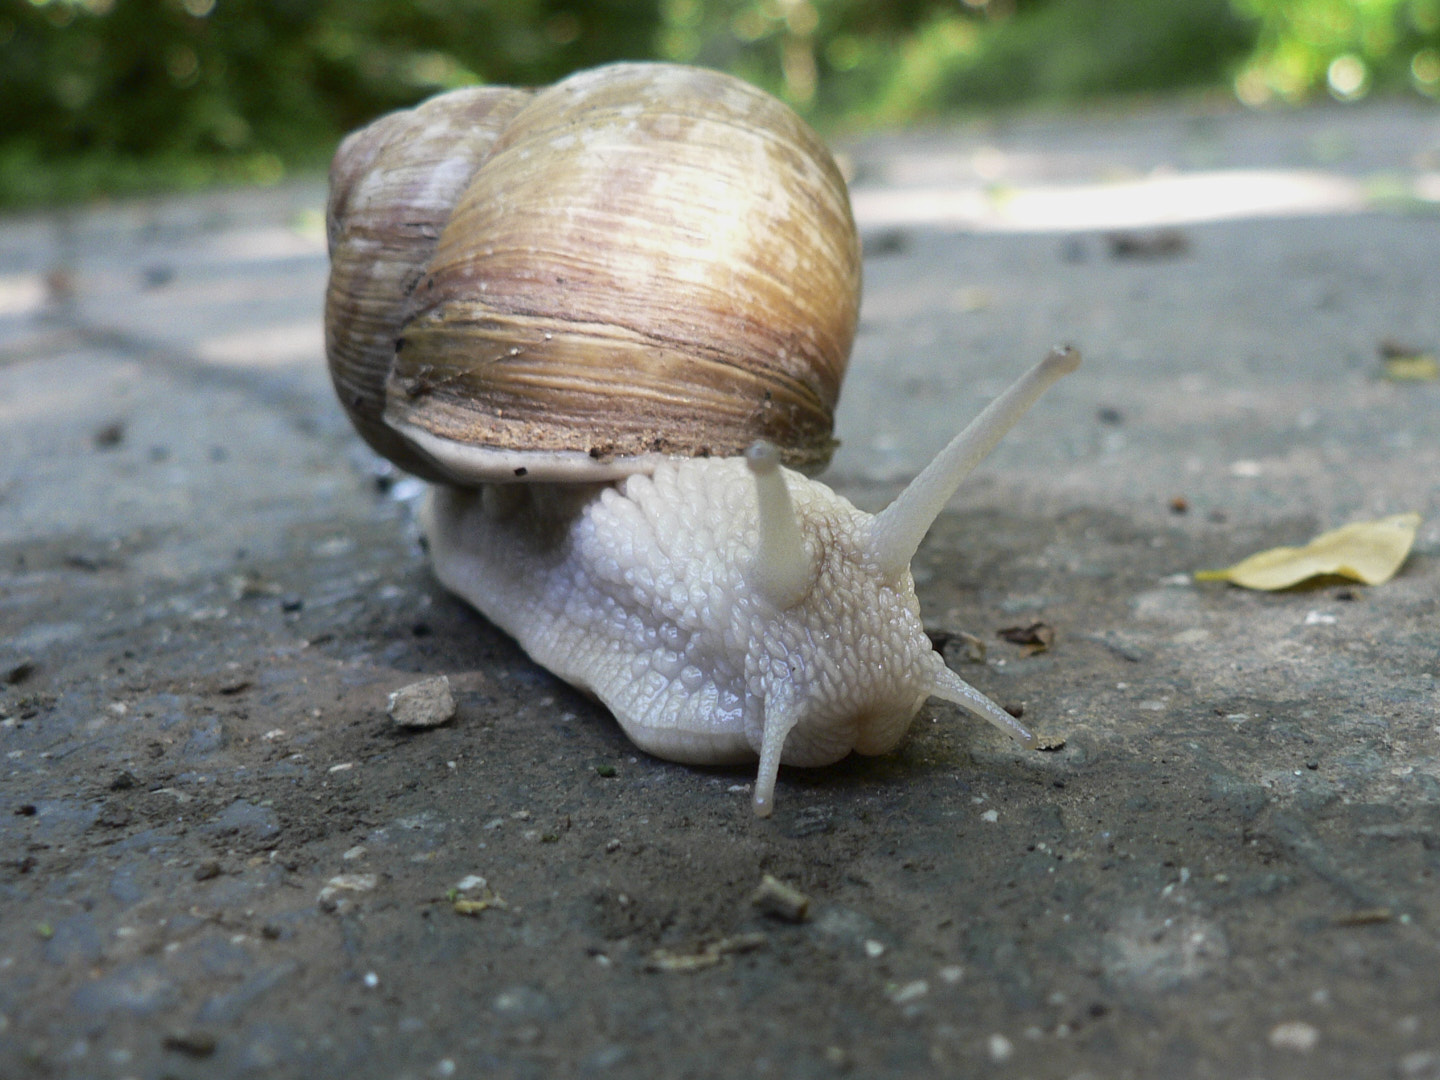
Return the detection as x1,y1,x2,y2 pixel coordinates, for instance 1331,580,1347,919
744,440,814,611
752,681,802,817
926,659,1038,750
869,346,1081,579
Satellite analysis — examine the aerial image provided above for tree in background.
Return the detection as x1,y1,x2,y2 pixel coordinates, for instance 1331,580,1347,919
0,0,659,202
0,0,1435,207
653,0,1253,121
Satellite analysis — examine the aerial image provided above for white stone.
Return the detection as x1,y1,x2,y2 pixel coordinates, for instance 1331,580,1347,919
388,675,456,729
1268,1020,1319,1052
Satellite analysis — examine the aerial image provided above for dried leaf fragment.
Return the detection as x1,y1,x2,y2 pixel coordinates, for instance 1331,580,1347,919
453,896,503,916
457,881,515,915
645,933,767,973
927,628,987,663
1195,513,1421,590
1379,340,1439,381
646,950,721,973
997,621,1055,655
1382,354,1439,381
1331,907,1392,927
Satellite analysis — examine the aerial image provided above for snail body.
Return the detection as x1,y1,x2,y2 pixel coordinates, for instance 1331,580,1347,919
325,62,1079,814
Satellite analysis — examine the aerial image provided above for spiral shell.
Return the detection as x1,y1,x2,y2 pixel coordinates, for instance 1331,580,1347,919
324,62,861,483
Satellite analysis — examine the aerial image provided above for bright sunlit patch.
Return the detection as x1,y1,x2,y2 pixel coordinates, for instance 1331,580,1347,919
1415,173,1440,201
850,169,1370,233
1327,54,1368,101
196,319,323,368
0,273,47,318
1233,66,1271,108
1414,48,1440,93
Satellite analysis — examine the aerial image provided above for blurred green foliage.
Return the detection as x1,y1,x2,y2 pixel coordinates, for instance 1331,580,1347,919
0,0,661,204
655,0,1255,123
1,0,1436,208
1234,0,1440,103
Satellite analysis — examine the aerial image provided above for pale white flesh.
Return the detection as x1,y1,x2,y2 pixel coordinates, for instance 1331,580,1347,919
421,348,1078,815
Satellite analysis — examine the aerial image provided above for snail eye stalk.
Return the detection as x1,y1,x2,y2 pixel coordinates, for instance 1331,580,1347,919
869,347,1081,579
744,441,814,611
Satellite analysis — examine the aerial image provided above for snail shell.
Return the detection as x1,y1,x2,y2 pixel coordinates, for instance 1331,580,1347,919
324,62,861,483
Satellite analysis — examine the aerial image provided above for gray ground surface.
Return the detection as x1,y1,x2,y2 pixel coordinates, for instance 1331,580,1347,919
1,99,1438,1079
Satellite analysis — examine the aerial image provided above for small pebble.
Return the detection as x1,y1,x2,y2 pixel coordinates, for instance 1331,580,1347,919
4,658,35,685
888,979,928,1004
142,264,175,289
1268,1020,1319,1052
163,1030,217,1057
988,1033,1014,1063
93,421,126,450
217,674,251,695
388,676,456,729
751,874,811,923
317,873,377,914
1400,1051,1439,1076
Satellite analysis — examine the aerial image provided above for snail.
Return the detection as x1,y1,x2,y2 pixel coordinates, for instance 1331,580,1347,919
324,62,1079,815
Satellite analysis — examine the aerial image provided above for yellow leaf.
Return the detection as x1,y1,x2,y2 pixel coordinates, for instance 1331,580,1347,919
1195,513,1422,590
1383,354,1439,381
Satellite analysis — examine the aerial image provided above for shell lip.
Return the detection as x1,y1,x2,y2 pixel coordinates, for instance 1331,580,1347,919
391,420,835,485
394,421,671,483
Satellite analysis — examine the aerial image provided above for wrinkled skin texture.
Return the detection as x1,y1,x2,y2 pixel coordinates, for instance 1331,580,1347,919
422,459,959,806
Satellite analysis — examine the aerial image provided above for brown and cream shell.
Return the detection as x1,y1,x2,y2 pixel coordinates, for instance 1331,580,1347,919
324,62,861,483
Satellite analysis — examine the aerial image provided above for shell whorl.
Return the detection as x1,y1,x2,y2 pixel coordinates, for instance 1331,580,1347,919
324,62,862,485
325,84,533,480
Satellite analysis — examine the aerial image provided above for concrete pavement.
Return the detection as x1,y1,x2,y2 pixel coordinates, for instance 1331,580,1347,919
1,98,1438,1079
